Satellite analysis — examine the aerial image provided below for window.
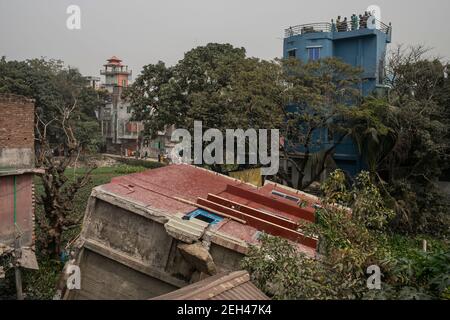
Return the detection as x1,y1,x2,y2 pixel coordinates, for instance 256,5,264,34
308,47,321,61
183,209,223,225
288,49,297,58
192,214,215,224
122,79,127,87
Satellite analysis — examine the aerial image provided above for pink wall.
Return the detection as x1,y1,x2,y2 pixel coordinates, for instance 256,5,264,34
0,174,34,247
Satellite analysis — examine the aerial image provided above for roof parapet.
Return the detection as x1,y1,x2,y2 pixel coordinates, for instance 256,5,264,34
285,20,391,38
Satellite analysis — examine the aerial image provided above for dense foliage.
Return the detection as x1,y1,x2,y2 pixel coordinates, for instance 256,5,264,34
279,57,364,189
348,46,450,236
243,170,449,300
124,43,284,136
0,56,104,151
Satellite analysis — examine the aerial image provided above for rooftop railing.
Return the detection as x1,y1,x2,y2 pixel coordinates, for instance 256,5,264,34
284,20,391,38
100,69,132,75
285,23,332,37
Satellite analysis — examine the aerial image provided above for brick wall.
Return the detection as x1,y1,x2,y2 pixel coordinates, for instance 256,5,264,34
0,94,37,249
0,94,35,149
0,94,35,169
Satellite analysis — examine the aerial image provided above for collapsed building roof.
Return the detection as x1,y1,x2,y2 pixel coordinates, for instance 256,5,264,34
69,164,323,299
94,164,319,256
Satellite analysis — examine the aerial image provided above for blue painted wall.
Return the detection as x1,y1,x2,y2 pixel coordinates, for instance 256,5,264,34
283,26,391,177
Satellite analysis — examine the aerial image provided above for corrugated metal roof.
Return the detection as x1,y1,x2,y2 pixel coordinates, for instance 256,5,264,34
151,271,269,300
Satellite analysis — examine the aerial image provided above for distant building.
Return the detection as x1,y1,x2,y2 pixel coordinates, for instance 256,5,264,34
98,56,141,155
138,126,176,159
282,15,392,187
83,76,101,90
97,56,173,158
0,94,41,286
101,56,132,90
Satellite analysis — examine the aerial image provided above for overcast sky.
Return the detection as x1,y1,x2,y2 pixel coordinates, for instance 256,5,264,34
1,0,449,78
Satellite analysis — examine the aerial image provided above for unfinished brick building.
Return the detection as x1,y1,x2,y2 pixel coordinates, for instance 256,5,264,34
0,94,40,280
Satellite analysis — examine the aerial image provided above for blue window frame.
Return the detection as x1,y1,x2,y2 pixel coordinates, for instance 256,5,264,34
184,209,223,225
308,47,321,61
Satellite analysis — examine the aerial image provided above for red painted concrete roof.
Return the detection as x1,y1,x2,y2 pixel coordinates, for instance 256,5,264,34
105,56,123,66
108,55,122,62
99,164,317,255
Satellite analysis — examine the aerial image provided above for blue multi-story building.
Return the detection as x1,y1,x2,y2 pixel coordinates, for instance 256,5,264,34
281,17,392,187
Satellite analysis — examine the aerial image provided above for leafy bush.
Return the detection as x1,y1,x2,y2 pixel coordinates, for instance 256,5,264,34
242,234,338,300
388,180,450,237
243,170,449,300
379,249,450,300
321,170,394,230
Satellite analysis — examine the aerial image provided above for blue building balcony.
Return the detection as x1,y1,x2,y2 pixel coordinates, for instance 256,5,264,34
281,18,392,182
284,20,392,96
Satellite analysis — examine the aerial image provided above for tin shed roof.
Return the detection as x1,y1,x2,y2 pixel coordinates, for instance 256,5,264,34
151,270,269,300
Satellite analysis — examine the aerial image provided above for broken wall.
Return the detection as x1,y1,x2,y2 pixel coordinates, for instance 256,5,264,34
70,195,245,300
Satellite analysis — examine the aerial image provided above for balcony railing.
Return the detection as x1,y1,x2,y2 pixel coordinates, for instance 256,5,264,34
285,23,332,37
100,69,132,76
285,20,391,38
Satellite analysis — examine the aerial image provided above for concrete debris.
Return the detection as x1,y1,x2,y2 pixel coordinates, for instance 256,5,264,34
0,243,13,279
18,247,39,270
178,242,217,276
164,216,209,243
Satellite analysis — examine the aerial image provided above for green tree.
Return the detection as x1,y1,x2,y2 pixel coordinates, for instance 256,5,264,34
35,104,96,258
0,56,103,151
243,170,449,300
243,170,392,299
277,57,363,190
348,46,450,235
124,43,284,172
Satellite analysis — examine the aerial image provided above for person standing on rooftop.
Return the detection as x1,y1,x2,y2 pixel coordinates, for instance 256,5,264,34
351,14,358,30
331,19,337,32
343,17,348,31
359,13,366,29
